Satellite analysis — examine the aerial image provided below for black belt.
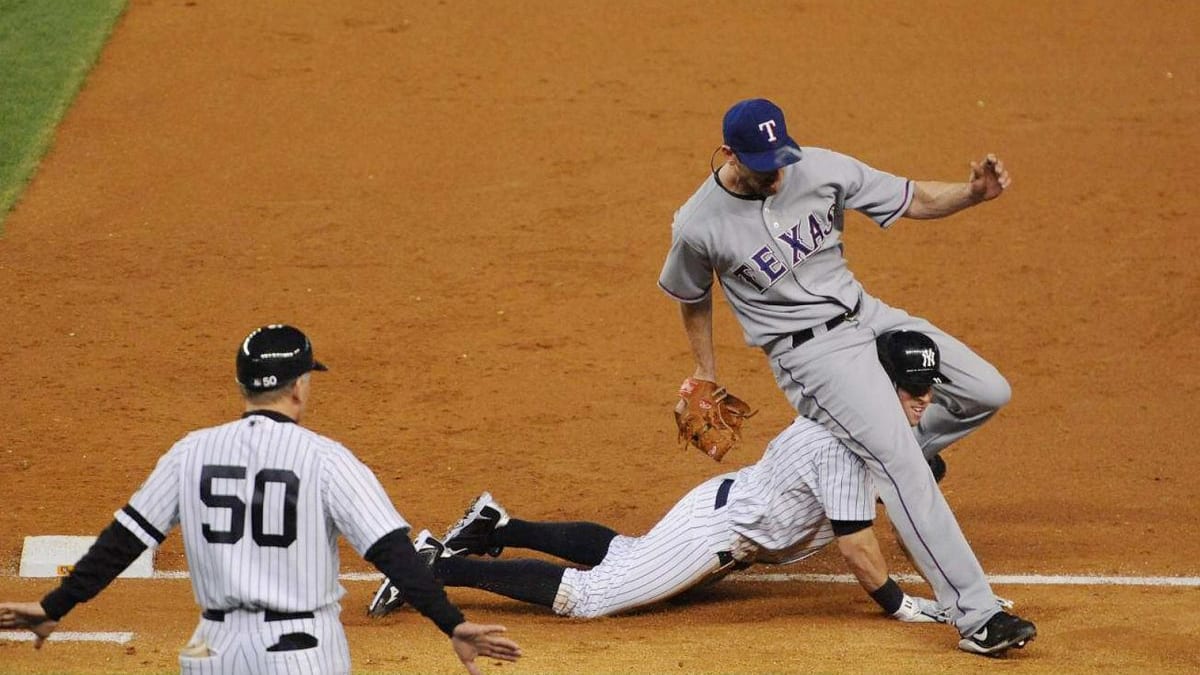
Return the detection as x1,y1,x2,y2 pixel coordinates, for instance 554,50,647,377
715,478,734,509
791,302,861,348
203,609,314,622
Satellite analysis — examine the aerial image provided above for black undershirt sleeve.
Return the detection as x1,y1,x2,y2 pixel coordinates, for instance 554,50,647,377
40,520,148,621
829,519,874,537
364,528,465,636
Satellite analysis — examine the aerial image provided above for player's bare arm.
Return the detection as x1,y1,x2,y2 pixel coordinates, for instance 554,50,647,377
835,527,944,624
835,526,889,590
680,296,718,381
904,154,1010,219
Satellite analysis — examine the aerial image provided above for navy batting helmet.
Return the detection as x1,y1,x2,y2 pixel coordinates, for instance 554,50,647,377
236,324,327,392
876,330,952,389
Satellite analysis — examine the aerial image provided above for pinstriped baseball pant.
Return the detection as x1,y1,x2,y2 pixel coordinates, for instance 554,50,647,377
178,604,349,675
553,474,741,618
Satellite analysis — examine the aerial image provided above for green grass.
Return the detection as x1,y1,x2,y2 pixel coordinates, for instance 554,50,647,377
0,0,127,231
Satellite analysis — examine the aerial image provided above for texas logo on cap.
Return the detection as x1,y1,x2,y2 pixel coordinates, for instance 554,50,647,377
722,98,803,172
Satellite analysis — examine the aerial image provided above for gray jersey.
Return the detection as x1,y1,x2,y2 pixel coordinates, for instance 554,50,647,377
116,413,407,613
658,147,913,346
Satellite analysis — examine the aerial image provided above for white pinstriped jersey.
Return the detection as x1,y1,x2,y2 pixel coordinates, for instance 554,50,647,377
554,414,875,618
115,414,407,612
728,415,876,564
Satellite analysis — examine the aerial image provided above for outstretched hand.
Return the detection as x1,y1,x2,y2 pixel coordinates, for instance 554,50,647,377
0,602,58,649
968,153,1011,202
451,622,522,674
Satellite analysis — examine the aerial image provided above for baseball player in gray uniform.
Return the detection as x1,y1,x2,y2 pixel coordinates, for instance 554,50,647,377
371,332,1030,655
656,97,1036,654
0,324,521,674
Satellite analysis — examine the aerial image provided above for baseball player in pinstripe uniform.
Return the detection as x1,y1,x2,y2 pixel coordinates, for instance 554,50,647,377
0,324,521,674
656,98,1036,654
371,331,1029,654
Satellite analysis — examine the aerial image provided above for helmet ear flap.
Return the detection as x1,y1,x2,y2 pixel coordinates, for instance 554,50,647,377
875,332,899,383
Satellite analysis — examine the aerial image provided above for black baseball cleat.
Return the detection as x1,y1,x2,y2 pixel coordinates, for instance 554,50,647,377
443,492,510,557
929,455,947,483
958,611,1037,656
367,577,404,618
413,528,446,566
367,530,443,618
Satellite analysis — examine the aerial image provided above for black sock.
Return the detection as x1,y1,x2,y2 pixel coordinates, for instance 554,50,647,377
868,577,904,614
492,518,618,566
434,556,565,608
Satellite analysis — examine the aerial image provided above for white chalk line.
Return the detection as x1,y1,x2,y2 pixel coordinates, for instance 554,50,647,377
0,631,133,644
3,571,1194,645
730,572,1200,587
151,570,1200,587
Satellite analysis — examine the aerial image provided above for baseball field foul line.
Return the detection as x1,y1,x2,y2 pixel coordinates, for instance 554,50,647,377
731,572,1200,587
144,570,1200,587
1,573,1191,647
0,631,133,644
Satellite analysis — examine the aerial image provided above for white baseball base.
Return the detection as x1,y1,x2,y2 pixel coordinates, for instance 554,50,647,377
18,535,154,578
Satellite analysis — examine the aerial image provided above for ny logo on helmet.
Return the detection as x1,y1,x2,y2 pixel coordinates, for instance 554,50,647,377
920,349,936,367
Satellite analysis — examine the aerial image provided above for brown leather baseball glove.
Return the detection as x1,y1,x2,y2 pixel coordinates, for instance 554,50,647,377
674,378,756,462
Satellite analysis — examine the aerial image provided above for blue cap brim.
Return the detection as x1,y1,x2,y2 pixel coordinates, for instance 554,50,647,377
737,142,803,172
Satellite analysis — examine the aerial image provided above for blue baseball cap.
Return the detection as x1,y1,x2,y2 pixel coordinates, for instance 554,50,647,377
722,98,803,172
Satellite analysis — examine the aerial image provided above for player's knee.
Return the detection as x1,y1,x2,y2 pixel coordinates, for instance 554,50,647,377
555,598,616,619
977,372,1011,411
552,579,610,619
565,605,613,619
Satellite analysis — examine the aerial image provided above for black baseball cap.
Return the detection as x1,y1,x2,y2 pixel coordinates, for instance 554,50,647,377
236,324,327,392
722,98,803,172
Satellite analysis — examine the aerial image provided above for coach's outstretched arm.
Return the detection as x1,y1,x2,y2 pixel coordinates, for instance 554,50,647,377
832,521,946,623
365,529,521,673
0,517,148,647
0,603,55,648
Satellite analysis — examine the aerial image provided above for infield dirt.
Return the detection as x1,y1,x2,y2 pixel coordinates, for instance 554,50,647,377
1,1,1197,673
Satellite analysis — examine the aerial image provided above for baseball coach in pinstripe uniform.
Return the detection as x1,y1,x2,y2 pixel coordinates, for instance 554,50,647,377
0,324,521,675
